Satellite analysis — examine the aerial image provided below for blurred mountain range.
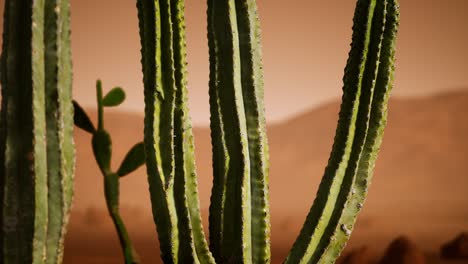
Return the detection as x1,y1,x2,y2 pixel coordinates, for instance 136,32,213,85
65,89,468,263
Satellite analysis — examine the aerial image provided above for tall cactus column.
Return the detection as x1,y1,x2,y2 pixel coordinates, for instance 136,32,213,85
137,0,214,263
0,0,75,263
285,0,399,263
208,0,270,263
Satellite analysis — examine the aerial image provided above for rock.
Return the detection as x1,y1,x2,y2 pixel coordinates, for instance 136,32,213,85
339,246,373,264
441,232,468,259
378,236,425,264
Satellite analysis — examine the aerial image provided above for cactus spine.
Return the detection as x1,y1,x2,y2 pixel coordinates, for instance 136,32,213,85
0,0,74,263
285,0,399,263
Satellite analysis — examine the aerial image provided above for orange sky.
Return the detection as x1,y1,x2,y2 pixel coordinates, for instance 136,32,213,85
1,0,467,124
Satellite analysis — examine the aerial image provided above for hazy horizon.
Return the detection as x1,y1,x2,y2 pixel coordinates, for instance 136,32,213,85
1,0,467,125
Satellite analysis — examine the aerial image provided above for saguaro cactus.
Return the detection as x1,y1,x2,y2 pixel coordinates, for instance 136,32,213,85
0,0,74,263
137,0,399,263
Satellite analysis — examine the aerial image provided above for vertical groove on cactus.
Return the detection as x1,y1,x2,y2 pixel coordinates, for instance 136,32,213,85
1,0,49,263
284,0,399,263
44,0,75,263
208,0,270,262
137,0,214,263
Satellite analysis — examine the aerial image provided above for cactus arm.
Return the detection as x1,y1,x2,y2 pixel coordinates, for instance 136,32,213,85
43,0,75,262
284,1,399,263
208,0,271,262
138,0,215,262
137,0,180,262
317,2,399,263
137,0,176,261
312,1,388,261
234,0,271,262
208,0,256,262
171,0,215,263
1,0,49,263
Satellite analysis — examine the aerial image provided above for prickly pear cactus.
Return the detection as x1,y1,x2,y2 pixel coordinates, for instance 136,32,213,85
73,80,145,264
0,0,74,263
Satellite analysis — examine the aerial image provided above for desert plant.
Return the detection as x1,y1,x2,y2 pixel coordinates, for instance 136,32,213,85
0,0,399,262
73,80,146,264
285,0,399,262
0,0,75,263
137,0,399,264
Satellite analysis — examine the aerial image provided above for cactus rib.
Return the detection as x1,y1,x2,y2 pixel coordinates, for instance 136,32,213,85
137,0,214,263
284,0,399,263
208,0,270,262
44,0,75,262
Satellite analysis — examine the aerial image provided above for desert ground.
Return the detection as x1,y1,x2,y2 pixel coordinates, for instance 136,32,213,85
63,90,468,263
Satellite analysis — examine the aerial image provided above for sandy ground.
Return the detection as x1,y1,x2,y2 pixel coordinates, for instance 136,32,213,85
63,91,468,263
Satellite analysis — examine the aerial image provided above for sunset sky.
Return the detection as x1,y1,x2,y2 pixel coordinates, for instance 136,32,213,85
1,0,467,124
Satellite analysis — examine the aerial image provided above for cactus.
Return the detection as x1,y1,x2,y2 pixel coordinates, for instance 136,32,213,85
207,0,270,262
137,0,215,262
73,80,146,264
285,1,399,263
135,0,399,263
0,0,74,263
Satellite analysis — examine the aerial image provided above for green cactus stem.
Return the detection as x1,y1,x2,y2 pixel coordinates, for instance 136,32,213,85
73,80,145,264
137,0,215,263
207,0,270,263
284,0,399,263
0,1,48,262
0,0,74,263
44,0,75,263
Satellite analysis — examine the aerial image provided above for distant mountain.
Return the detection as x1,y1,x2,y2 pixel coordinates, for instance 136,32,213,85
66,90,468,263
